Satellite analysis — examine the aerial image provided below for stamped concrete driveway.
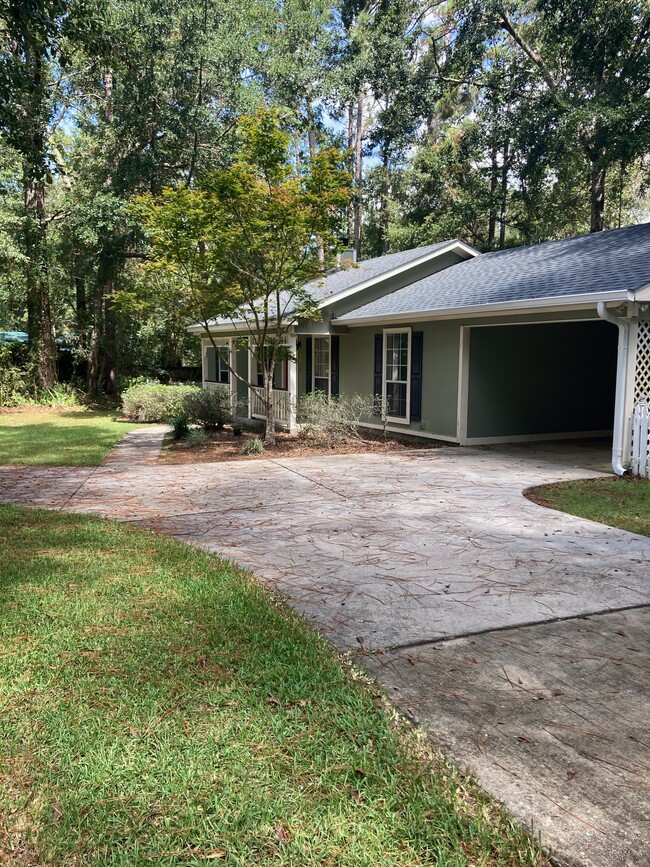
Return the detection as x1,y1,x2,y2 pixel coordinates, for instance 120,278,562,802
1,438,648,866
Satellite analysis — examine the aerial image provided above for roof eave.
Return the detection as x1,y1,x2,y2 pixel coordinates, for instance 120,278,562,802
186,320,295,335
332,290,631,327
317,240,479,311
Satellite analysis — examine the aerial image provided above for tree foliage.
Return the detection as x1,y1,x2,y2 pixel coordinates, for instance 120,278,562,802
1,0,649,397
132,110,351,444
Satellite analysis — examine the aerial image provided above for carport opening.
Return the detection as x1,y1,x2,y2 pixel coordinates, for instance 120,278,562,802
466,320,618,442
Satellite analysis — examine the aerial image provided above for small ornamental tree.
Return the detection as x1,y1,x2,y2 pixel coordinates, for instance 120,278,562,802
130,109,351,445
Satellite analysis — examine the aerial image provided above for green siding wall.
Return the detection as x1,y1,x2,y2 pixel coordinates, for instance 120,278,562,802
337,321,460,438
200,309,615,443
467,321,617,438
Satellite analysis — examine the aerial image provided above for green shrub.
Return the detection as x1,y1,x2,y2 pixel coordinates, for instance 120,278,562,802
298,392,376,446
40,383,83,407
241,436,264,456
121,383,201,422
184,386,233,430
171,415,189,439
187,428,210,447
0,343,36,407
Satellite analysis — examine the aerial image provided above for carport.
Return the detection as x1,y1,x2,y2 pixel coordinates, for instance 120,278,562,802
461,319,619,444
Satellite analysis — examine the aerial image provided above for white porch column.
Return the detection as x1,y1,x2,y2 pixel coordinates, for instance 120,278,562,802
597,303,634,474
201,338,208,388
246,338,253,420
229,337,238,416
287,333,298,432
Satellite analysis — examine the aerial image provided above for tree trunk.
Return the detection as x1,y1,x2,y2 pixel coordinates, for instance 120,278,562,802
306,104,325,264
102,281,118,397
86,282,104,395
263,367,275,446
590,163,606,232
488,140,498,248
347,102,355,246
499,137,510,249
380,150,390,255
75,262,86,339
24,169,57,389
17,24,56,390
353,89,364,260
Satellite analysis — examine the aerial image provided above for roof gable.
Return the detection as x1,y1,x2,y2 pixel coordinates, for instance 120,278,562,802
187,238,478,333
305,240,478,309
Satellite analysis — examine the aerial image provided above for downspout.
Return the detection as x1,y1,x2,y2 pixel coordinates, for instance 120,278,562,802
597,302,629,476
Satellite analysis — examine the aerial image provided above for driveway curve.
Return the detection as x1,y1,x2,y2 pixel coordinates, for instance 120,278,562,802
1,439,648,867
0,443,647,649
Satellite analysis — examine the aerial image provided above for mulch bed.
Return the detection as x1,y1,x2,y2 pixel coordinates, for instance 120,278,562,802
160,427,444,463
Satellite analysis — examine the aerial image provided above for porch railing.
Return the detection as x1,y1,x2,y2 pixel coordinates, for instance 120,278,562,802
631,398,649,478
250,386,290,423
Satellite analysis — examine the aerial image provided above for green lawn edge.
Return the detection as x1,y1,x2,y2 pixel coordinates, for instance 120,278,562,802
526,476,650,537
0,408,141,466
0,505,546,866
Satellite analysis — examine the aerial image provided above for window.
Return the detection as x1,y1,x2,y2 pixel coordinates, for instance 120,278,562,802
207,339,231,384
384,329,410,421
216,345,230,384
313,336,330,394
256,346,288,391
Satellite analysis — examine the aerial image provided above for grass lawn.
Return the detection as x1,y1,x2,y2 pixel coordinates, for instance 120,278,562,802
527,476,650,536
0,505,545,866
0,408,140,466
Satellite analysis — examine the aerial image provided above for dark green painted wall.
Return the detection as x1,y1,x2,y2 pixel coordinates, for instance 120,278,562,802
467,321,618,438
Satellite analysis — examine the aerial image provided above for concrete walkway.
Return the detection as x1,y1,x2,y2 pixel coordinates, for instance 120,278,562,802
0,437,648,865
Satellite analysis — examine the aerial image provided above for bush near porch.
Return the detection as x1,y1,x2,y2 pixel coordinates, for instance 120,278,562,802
0,505,547,866
121,382,202,422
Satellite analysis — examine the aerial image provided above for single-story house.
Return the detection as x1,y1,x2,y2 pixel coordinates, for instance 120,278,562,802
188,222,650,474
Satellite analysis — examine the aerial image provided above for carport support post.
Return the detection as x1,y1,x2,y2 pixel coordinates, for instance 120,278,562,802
287,333,298,432
597,303,632,475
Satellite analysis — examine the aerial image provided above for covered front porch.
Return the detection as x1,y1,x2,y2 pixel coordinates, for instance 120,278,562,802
201,330,337,432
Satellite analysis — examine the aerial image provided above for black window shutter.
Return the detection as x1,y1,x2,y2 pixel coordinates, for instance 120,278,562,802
305,337,313,393
206,346,216,382
330,335,340,397
410,331,423,423
373,333,383,414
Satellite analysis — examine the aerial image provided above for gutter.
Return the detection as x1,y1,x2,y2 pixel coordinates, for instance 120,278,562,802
332,290,628,326
597,302,630,476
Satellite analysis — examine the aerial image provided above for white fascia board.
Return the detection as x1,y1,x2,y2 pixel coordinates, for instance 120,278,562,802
634,283,650,301
331,290,630,327
317,241,479,311
188,320,294,335
187,321,245,334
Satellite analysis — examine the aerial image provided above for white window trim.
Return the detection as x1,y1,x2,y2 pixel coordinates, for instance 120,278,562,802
251,339,290,391
214,337,231,385
312,334,332,395
383,327,411,425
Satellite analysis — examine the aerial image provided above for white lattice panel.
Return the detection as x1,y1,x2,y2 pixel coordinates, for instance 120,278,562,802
634,321,650,403
632,321,650,477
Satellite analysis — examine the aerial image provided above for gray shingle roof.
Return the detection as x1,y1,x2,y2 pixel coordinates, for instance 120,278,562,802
337,222,650,322
304,240,460,304
188,240,462,331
